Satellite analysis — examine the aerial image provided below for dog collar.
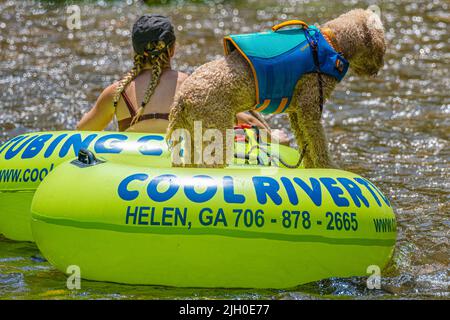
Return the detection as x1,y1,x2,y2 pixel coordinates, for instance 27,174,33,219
320,27,343,55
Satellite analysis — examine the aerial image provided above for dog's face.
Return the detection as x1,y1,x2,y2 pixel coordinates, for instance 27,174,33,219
349,9,386,77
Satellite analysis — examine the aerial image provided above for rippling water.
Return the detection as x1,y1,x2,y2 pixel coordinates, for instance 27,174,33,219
0,0,448,299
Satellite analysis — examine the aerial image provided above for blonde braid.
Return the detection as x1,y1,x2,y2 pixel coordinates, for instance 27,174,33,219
130,41,170,125
113,54,144,108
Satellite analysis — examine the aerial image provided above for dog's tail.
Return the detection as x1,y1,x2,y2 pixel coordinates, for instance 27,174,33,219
166,97,187,151
165,109,177,150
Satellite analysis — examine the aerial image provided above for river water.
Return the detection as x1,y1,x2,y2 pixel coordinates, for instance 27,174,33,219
0,0,448,299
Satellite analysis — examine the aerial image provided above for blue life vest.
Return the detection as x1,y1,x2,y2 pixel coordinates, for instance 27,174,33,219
224,24,349,114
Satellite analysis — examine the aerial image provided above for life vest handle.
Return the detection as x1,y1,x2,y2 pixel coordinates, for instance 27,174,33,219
272,20,309,32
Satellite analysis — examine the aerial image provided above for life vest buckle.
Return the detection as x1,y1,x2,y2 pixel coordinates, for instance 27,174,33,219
335,59,345,73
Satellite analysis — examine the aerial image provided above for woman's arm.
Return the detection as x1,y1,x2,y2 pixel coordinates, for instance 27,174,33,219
236,111,290,145
236,111,270,131
77,84,116,131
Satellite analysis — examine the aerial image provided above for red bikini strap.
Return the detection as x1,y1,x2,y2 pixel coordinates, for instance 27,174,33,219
121,91,136,117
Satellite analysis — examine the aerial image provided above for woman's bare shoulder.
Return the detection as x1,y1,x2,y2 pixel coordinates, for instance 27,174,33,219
177,71,189,80
104,82,119,97
94,82,119,110
162,70,188,81
176,71,189,87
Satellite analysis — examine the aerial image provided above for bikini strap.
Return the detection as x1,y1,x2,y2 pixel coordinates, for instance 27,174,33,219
121,90,136,117
138,113,170,121
117,113,169,132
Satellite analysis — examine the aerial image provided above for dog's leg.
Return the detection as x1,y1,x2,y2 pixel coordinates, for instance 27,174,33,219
168,97,236,168
166,94,195,167
296,109,336,168
292,75,338,168
288,111,314,168
201,109,235,168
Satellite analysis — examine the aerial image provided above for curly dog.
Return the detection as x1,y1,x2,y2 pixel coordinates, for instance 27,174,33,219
167,9,386,168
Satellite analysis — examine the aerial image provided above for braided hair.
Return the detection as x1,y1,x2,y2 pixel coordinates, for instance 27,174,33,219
113,40,171,125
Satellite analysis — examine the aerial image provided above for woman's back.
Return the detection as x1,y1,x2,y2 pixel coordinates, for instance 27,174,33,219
77,14,187,133
116,69,187,133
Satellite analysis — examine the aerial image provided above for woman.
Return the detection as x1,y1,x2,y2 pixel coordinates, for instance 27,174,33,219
77,14,187,133
78,14,289,144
